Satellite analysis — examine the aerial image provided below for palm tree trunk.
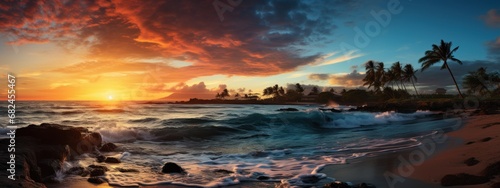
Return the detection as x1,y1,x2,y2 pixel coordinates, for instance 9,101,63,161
444,61,464,98
411,79,419,97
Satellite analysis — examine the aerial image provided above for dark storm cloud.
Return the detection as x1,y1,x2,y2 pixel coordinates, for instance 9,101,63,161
0,0,360,77
415,60,500,93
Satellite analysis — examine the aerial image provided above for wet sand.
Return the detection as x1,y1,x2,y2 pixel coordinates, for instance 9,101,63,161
320,114,500,188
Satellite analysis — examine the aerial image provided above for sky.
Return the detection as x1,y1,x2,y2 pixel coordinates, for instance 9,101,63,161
0,0,499,101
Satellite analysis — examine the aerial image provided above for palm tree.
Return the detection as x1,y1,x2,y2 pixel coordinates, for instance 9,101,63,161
363,60,376,89
390,62,403,90
463,67,492,95
221,89,230,99
384,69,395,89
375,62,385,92
418,40,464,98
403,64,419,97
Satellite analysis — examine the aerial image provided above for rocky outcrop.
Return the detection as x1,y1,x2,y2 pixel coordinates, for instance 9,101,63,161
161,162,185,173
0,123,102,187
277,108,299,111
99,143,118,152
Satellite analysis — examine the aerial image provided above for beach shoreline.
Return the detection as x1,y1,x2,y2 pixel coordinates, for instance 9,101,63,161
319,114,500,188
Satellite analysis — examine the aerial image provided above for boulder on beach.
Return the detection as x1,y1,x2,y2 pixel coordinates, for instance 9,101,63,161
90,168,106,176
464,157,479,166
88,177,106,184
0,123,103,187
97,155,106,162
100,143,118,152
323,181,351,188
276,108,299,111
104,157,121,163
162,162,185,173
88,165,109,171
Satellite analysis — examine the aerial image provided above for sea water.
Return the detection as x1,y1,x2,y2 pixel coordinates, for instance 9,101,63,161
0,101,461,187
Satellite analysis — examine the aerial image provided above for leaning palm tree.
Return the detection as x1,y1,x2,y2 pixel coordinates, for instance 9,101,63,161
403,64,419,97
418,40,464,98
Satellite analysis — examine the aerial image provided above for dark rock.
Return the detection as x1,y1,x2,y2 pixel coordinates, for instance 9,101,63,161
354,183,376,188
90,168,105,176
162,162,185,173
250,151,268,157
117,168,139,173
99,143,118,152
38,159,62,178
464,157,480,166
81,169,90,177
88,177,106,184
0,124,102,188
17,123,101,153
104,157,121,163
440,173,489,186
213,169,234,174
324,181,351,188
492,182,500,188
97,155,106,163
481,137,493,142
301,175,320,183
330,109,342,113
396,108,417,114
257,176,270,180
277,108,299,111
66,166,85,175
88,165,109,171
483,161,500,177
466,141,475,145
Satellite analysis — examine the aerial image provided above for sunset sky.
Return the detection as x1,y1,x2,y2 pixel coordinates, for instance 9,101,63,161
1,0,499,100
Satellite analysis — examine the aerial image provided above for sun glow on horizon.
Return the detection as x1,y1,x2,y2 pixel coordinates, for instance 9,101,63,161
107,95,113,100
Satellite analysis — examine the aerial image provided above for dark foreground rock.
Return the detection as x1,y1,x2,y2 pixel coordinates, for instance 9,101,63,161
90,168,105,176
88,177,106,184
99,143,118,152
440,173,489,186
162,162,185,173
0,123,102,187
323,181,376,188
104,157,121,163
483,161,500,178
117,168,140,173
464,157,480,166
277,108,299,111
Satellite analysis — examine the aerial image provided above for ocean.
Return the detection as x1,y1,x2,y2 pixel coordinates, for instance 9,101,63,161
0,101,462,187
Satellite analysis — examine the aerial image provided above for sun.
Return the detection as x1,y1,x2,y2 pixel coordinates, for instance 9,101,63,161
107,95,113,100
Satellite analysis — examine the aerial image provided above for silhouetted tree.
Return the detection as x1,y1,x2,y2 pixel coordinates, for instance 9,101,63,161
221,89,230,98
463,67,496,96
295,83,304,93
419,40,464,98
403,64,419,96
310,86,319,95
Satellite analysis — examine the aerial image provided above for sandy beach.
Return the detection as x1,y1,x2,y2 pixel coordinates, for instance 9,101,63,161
320,114,500,188
411,114,500,187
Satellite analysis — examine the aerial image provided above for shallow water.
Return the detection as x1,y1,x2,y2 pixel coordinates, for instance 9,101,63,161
0,101,462,187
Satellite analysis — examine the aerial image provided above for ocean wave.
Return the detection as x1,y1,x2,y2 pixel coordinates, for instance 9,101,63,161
93,109,127,113
151,126,241,141
95,126,152,143
128,117,160,123
60,110,86,115
161,118,216,126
